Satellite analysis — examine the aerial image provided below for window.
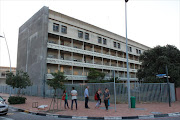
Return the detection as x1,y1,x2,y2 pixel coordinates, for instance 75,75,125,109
78,31,83,38
136,49,138,54
61,25,67,34
98,37,102,43
53,23,59,32
139,50,141,54
118,43,121,49
114,42,117,48
103,38,106,45
128,46,132,52
1,72,5,77
85,33,89,40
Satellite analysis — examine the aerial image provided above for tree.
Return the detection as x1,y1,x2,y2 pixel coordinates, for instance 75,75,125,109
137,45,180,87
87,68,105,83
46,71,66,111
47,71,66,96
6,70,32,96
109,77,122,83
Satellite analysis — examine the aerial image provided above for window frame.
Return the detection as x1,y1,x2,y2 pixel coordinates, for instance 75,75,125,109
61,25,67,34
85,33,89,40
136,49,138,54
114,41,117,48
128,46,132,52
98,37,102,44
103,38,107,45
53,23,59,32
78,31,83,38
118,43,121,49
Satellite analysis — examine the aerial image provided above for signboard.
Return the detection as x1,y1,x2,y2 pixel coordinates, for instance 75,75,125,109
156,74,166,78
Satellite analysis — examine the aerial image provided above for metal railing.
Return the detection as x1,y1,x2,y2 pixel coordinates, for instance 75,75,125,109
0,83,175,103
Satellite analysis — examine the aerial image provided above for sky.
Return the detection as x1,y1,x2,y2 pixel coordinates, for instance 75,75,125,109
0,0,179,67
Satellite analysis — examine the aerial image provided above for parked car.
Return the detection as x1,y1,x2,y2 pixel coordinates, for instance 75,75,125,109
0,96,8,115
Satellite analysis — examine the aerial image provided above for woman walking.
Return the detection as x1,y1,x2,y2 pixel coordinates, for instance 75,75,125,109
95,91,101,108
63,90,69,109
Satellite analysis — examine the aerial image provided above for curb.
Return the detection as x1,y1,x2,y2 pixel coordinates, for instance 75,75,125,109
9,106,180,119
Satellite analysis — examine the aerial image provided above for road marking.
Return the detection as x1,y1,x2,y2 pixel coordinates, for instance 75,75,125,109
7,113,14,115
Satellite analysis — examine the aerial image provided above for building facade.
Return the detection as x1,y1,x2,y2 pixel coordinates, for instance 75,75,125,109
17,6,150,95
0,66,16,85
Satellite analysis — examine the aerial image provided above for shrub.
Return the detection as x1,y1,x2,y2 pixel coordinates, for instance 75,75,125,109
8,96,27,104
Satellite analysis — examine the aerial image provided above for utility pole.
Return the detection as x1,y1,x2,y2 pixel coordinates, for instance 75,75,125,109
125,0,131,108
165,65,171,107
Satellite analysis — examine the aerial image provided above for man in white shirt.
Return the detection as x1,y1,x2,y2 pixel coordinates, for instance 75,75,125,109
84,86,90,109
71,87,77,110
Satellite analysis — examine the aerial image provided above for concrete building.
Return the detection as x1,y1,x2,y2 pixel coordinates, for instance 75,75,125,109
0,66,16,85
17,6,150,95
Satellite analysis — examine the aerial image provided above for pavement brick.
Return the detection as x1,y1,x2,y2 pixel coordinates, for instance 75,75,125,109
1,93,180,117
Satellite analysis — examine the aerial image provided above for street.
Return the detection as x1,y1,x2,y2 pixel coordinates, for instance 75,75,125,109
0,108,73,120
1,108,180,120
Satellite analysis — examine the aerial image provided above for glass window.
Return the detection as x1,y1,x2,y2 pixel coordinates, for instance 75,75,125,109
103,38,106,45
136,49,138,54
85,33,89,40
139,50,141,54
114,42,117,48
78,31,83,38
128,46,132,52
98,37,102,43
61,25,67,34
118,43,120,49
53,23,59,32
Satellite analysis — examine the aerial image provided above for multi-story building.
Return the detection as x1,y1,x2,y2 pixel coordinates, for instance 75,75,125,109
0,66,16,85
17,6,150,95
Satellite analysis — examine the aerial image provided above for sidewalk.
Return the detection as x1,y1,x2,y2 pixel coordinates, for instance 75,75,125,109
1,93,180,117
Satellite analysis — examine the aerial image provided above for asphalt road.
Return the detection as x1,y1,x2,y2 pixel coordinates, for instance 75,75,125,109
0,108,73,120
1,108,180,120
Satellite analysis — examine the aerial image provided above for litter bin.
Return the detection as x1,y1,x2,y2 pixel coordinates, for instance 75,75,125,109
131,96,136,108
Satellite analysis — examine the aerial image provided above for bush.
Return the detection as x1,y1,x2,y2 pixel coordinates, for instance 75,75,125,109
8,96,27,104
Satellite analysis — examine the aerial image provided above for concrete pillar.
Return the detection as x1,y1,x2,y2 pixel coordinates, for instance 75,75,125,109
72,66,74,84
82,42,84,50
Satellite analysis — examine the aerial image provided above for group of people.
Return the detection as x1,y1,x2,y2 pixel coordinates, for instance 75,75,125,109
62,86,110,111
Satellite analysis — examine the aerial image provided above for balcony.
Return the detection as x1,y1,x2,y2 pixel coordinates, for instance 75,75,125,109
48,40,57,44
47,54,57,59
46,74,87,80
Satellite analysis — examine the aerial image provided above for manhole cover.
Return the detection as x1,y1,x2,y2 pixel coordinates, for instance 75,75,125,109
135,108,146,110
100,107,114,110
151,112,162,114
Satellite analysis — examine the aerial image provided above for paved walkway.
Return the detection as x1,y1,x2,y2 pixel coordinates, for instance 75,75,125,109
1,93,180,117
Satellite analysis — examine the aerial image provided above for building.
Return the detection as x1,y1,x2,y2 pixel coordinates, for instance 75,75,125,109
0,66,16,85
17,6,150,95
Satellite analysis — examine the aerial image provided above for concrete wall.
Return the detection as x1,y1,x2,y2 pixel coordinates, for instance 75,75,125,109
17,6,49,96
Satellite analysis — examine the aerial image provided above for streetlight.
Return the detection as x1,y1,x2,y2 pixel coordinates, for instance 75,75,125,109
125,0,131,108
0,33,12,96
0,33,11,72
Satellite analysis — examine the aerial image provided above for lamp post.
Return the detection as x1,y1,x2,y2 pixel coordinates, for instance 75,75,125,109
125,0,131,108
0,33,12,96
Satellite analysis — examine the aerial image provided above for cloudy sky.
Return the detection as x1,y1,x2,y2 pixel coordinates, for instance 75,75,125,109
0,0,179,67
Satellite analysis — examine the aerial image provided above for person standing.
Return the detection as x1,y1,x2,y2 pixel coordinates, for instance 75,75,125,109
84,86,90,109
103,88,110,111
63,90,69,109
98,88,102,105
71,87,78,110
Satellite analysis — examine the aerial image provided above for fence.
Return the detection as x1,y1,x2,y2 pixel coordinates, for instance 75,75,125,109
0,83,175,103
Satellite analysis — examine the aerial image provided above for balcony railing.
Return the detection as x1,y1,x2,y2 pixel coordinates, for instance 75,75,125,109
48,40,57,44
47,54,57,59
73,45,82,49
